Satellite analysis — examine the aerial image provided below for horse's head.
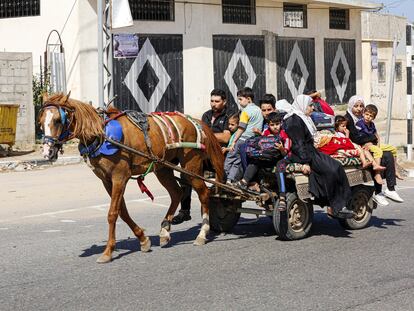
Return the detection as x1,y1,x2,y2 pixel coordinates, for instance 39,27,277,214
38,92,72,161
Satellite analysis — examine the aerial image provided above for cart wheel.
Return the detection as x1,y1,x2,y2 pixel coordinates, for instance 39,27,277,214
338,186,374,230
209,197,241,233
273,192,313,240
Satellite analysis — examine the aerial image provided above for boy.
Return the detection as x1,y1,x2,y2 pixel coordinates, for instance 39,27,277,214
236,112,290,190
225,87,263,183
222,114,240,154
253,93,276,135
356,104,403,200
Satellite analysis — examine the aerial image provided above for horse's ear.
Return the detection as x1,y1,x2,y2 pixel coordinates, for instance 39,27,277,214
42,92,49,103
61,91,71,103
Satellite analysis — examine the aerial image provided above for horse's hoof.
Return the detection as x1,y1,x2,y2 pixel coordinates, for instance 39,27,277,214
96,254,112,264
193,236,206,246
140,237,151,252
160,236,171,247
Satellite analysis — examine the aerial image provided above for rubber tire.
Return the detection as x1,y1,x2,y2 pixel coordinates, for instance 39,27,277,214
209,197,241,233
338,185,374,230
273,192,313,241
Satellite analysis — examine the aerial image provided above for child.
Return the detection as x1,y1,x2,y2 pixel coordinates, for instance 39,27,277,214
253,94,276,135
335,115,385,184
222,114,239,154
224,87,263,183
356,104,403,180
236,112,291,190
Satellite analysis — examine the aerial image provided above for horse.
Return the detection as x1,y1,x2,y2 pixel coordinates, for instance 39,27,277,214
38,92,224,263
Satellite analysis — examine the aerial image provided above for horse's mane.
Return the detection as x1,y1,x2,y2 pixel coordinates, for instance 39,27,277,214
47,93,104,142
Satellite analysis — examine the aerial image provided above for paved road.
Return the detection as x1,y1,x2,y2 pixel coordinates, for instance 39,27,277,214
1,164,413,311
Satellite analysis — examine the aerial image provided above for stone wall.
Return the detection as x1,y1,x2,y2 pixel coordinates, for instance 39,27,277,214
0,52,35,150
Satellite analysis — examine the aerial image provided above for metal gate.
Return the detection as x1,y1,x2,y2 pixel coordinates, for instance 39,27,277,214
213,35,265,113
324,39,356,105
276,37,315,103
113,34,183,113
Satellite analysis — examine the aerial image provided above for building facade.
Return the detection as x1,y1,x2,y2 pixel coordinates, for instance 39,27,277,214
0,0,381,119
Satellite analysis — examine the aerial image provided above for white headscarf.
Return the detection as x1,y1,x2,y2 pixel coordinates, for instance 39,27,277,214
347,95,365,125
276,99,292,113
284,94,317,136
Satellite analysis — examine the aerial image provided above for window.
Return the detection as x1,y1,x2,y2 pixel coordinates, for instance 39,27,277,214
0,0,40,19
128,0,174,21
283,3,307,28
222,0,256,25
395,62,402,82
378,62,386,83
329,8,349,30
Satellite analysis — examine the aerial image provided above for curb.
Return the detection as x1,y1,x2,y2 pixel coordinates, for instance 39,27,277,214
0,156,83,172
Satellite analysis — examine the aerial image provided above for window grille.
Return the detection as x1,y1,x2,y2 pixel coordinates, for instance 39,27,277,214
0,0,40,19
222,0,256,25
395,62,402,82
378,62,386,83
283,3,307,28
128,0,174,21
329,8,349,30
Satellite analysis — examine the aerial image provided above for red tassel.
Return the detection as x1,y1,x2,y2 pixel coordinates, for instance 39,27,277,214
137,176,154,201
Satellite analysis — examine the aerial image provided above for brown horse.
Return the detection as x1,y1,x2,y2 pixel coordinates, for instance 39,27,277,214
38,92,224,263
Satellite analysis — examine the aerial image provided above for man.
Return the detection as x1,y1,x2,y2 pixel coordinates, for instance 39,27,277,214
172,89,232,225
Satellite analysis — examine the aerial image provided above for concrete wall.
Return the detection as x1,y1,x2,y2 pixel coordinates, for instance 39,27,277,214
0,0,365,118
361,12,407,120
0,52,35,149
0,0,98,105
117,0,364,117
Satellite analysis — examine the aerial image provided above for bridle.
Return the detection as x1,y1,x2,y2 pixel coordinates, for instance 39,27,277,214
40,102,75,156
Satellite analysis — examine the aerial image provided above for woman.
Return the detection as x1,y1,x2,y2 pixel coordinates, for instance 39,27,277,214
345,95,403,205
283,95,354,218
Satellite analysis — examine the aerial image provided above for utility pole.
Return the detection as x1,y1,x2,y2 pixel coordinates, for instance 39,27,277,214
406,24,413,161
97,0,104,108
385,37,397,144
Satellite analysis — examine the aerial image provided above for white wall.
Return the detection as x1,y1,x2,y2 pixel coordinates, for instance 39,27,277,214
0,0,365,118
0,0,98,105
118,0,364,117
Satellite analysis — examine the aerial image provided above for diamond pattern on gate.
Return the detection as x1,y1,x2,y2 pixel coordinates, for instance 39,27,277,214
284,41,309,100
330,43,350,103
124,39,171,113
224,39,257,104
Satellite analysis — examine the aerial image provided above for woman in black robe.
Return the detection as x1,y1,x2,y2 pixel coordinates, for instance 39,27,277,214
344,95,403,205
283,95,353,218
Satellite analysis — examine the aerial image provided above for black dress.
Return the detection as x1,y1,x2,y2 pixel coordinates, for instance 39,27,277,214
284,114,351,211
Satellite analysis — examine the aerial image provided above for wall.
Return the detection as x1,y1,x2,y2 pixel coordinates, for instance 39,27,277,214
114,0,364,117
0,0,98,105
361,12,407,119
0,52,34,149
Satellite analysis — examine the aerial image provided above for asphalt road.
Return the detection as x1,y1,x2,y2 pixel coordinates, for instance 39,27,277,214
1,163,413,311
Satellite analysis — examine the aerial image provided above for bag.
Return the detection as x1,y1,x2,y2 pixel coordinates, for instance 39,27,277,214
245,135,282,162
311,112,334,130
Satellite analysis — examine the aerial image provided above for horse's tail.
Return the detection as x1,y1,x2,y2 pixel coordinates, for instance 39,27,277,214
201,123,225,183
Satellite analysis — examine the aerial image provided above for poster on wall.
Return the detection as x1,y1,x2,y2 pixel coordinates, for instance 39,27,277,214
213,35,266,113
371,41,378,70
276,37,316,103
324,39,356,105
113,34,139,58
112,34,183,113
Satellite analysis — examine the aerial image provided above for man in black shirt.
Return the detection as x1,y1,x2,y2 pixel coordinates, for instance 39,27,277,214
172,89,232,224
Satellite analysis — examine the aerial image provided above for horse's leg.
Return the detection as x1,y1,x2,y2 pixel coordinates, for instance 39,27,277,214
96,178,128,264
119,200,151,252
184,155,210,246
154,167,183,247
101,180,151,253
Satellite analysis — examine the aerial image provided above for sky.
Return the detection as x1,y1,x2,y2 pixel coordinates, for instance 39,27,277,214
375,0,414,22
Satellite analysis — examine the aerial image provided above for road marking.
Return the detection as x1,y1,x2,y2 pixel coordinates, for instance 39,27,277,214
21,195,171,219
60,219,76,223
42,229,62,233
